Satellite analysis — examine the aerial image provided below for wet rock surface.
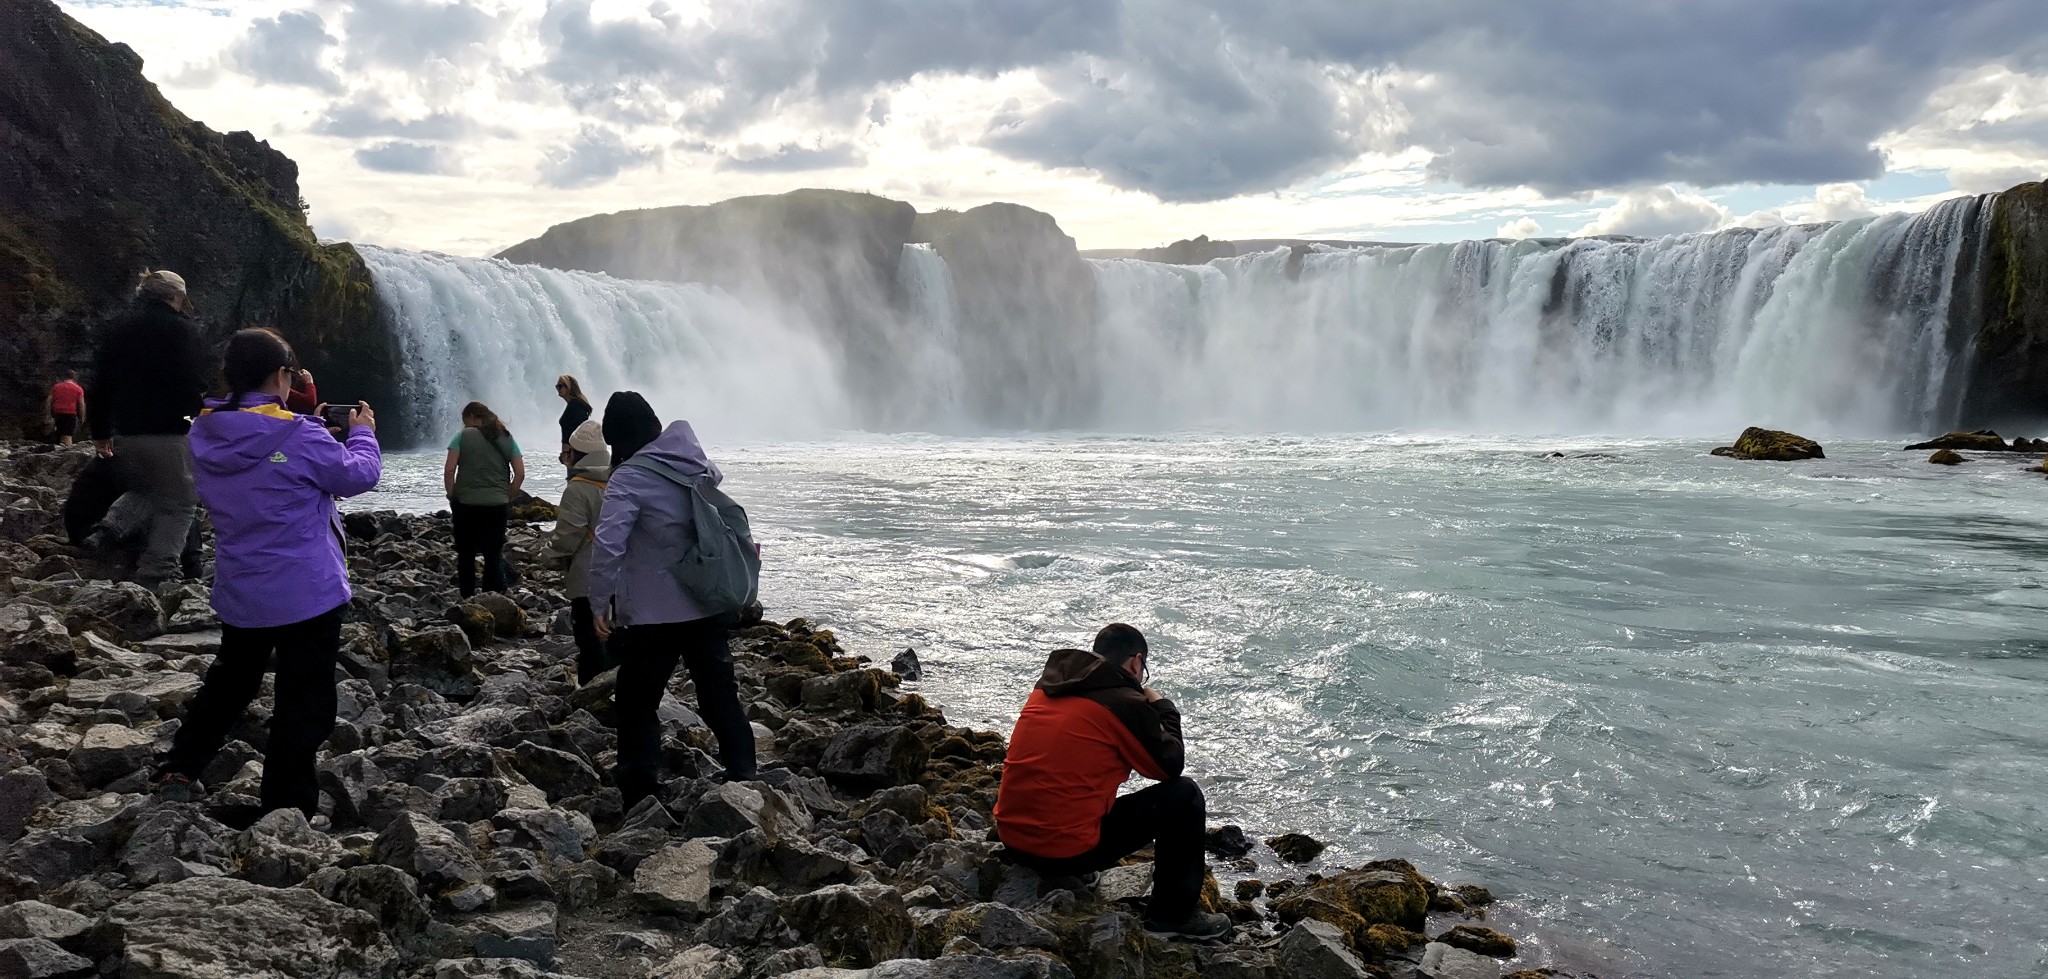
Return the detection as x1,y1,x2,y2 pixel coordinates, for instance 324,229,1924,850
1710,427,1825,461
0,443,1539,978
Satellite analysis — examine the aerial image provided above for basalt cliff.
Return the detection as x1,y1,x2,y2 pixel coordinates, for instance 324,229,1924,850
0,0,398,439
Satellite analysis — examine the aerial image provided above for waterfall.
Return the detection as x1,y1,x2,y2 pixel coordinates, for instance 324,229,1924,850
1086,194,1993,435
362,194,1998,440
359,246,853,446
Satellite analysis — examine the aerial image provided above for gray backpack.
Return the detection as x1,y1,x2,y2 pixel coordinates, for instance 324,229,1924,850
618,456,761,615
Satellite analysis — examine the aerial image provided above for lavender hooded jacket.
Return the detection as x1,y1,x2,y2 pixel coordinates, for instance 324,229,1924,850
188,394,382,628
588,420,729,627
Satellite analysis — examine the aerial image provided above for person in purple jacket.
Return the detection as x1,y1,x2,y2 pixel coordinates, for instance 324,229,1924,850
151,329,382,819
589,392,757,805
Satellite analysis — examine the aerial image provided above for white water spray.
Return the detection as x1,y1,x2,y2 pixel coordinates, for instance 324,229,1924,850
360,246,853,445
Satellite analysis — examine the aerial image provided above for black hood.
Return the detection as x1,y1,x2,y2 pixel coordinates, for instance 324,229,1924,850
1035,648,1140,698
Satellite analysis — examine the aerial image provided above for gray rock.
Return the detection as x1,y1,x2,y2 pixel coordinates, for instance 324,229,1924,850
696,885,782,947
890,648,922,682
490,809,594,865
469,902,558,966
546,860,621,912
116,806,235,886
858,808,922,866
1275,920,1369,979
632,840,720,915
685,781,812,840
900,843,983,901
436,778,509,823
779,884,915,969
67,724,154,786
0,937,93,978
647,943,744,978
87,876,398,978
60,581,164,642
816,725,929,792
757,943,825,976
508,743,599,802
2,831,97,890
237,808,346,888
374,812,485,897
0,767,53,843
1095,863,1152,905
137,631,222,658
0,901,89,944
957,904,1057,950
431,957,570,979
301,864,432,942
0,604,74,673
1418,942,1503,979
386,626,480,699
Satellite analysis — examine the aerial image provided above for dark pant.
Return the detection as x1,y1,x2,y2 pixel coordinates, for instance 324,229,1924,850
159,605,344,816
451,503,509,597
1008,776,1207,923
569,597,613,685
612,615,756,806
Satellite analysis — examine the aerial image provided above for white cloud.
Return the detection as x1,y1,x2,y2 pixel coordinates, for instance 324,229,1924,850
1495,217,1543,238
1573,186,1730,238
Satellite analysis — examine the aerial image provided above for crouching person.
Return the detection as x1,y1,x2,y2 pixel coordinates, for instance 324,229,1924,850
994,623,1228,940
152,329,382,819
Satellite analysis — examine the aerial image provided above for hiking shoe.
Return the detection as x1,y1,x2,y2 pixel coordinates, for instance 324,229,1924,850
1143,910,1231,941
151,773,200,803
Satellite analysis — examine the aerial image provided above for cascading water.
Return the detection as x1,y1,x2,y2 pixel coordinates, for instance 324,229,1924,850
1086,194,1993,435
359,246,853,445
363,194,1996,440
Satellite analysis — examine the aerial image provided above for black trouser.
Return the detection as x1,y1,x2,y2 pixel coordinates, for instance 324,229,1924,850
1008,776,1207,923
159,604,344,816
612,615,756,805
569,597,613,685
451,503,508,597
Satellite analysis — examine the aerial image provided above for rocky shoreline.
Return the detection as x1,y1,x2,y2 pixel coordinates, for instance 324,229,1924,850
0,442,1546,979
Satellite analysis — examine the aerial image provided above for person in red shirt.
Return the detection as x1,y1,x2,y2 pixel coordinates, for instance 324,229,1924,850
285,368,318,414
994,624,1228,940
48,372,86,445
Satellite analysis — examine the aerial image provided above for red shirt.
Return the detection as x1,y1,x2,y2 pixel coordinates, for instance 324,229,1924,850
49,380,83,415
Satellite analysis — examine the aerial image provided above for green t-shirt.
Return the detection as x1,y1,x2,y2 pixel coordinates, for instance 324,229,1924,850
448,427,522,505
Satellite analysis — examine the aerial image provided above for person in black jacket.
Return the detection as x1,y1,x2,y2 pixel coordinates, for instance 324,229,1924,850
555,374,593,466
90,269,209,588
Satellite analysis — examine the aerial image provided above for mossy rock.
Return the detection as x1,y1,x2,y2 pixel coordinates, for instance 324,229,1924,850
1265,832,1328,863
1272,866,1431,949
1929,449,1966,465
1361,923,1428,960
1906,430,2011,452
1711,427,1824,461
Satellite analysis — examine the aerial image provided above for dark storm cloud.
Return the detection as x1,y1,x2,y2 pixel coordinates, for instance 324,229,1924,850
715,143,865,173
537,126,659,189
226,10,341,93
354,141,462,175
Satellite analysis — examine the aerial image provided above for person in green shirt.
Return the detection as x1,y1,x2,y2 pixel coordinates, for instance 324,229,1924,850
442,401,525,597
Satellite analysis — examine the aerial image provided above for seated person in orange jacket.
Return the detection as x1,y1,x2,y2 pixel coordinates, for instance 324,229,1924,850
994,623,1228,940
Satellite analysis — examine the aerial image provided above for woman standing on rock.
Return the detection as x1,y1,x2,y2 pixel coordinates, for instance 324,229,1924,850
542,418,613,684
555,374,593,465
588,392,758,805
153,328,381,818
443,401,524,597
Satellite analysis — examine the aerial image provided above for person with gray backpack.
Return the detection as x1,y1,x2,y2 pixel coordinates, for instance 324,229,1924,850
588,393,760,806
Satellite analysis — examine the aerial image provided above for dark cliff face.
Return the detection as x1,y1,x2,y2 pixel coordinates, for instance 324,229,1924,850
0,0,397,439
918,204,1100,427
1962,182,2048,428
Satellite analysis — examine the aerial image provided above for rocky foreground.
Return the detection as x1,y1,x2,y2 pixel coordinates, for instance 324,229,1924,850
0,442,1554,979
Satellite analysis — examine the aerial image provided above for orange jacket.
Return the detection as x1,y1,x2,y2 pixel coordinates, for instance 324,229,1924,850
995,649,1185,859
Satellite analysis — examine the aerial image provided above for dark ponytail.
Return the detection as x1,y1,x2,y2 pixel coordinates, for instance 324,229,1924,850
221,329,295,411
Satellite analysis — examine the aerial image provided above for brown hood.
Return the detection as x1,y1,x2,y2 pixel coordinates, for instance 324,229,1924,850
1035,648,1140,698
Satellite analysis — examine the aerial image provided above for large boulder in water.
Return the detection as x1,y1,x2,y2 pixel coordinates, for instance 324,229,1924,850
1905,430,2012,452
1710,427,1824,461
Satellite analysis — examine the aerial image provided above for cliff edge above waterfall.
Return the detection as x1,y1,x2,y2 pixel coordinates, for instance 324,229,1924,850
1968,181,2048,426
0,0,398,439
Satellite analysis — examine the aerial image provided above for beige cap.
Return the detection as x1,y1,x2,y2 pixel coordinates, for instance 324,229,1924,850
136,269,187,300
568,419,607,454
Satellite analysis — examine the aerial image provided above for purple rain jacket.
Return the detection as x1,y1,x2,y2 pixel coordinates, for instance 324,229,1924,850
588,420,728,628
188,394,382,628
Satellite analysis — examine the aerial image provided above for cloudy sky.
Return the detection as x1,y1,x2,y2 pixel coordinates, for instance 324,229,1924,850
59,0,2048,256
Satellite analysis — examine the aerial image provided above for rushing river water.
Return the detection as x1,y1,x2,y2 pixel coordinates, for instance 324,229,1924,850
358,433,2048,979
